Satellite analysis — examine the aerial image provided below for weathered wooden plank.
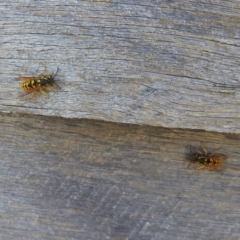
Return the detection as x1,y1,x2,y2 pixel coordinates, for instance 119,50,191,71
0,1,240,133
0,112,239,239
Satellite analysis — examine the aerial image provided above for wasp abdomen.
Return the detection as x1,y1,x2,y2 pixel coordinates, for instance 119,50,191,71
21,80,38,90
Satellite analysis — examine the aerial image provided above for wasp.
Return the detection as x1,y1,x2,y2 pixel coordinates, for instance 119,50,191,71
16,67,60,99
188,142,227,171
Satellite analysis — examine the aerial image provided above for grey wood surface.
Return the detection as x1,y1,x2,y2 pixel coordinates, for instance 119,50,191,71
1,1,240,133
0,112,240,240
1,2,240,239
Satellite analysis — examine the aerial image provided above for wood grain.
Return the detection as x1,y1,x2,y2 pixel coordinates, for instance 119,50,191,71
0,1,240,133
0,112,240,239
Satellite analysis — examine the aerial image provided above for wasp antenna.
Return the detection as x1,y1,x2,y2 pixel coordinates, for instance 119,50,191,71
54,82,60,89
190,145,193,154
54,67,59,78
187,161,191,169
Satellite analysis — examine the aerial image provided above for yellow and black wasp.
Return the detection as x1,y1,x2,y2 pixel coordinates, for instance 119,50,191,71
16,67,60,99
188,142,227,171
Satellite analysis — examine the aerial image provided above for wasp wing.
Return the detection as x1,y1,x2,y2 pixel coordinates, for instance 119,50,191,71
18,86,42,98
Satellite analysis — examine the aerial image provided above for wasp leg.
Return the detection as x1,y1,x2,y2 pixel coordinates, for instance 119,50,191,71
209,148,221,156
53,82,60,89
190,145,193,154
200,142,208,154
216,167,225,171
187,161,192,169
37,67,54,78
192,146,203,155
48,84,59,89
42,72,54,78
37,68,54,78
40,88,49,98
209,165,225,171
39,88,49,98
28,92,35,100
195,165,206,171
53,67,59,78
36,67,47,77
206,166,214,172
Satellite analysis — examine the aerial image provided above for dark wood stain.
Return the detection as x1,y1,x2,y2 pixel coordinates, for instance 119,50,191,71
0,112,239,239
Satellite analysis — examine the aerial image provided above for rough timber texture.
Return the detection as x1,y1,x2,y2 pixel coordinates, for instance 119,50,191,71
0,1,240,133
0,112,240,240
1,2,240,239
